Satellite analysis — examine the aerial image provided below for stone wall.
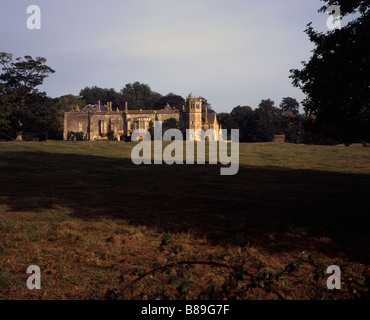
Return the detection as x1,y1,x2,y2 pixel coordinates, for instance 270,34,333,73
273,135,285,143
124,109,181,136
89,113,123,140
63,112,89,140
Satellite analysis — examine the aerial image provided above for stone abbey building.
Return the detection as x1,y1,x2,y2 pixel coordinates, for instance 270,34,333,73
64,93,221,141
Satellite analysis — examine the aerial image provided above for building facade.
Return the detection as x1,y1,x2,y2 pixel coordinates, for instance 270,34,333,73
64,93,221,141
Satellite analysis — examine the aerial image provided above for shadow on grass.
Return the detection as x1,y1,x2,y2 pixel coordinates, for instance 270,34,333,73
0,151,369,264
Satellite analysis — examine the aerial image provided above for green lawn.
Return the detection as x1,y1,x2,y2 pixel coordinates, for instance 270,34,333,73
0,141,369,300
1,140,369,173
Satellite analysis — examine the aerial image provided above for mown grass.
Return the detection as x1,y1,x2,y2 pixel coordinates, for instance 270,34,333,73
0,141,369,300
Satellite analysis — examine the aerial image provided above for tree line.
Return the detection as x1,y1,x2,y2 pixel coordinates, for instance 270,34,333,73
217,98,311,143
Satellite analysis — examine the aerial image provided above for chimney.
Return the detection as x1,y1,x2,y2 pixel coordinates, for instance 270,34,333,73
98,100,101,111
205,105,208,123
125,101,128,113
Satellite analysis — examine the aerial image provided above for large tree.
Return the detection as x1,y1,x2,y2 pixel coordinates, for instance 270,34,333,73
79,86,108,105
290,0,370,143
0,53,55,140
280,97,300,117
55,94,85,112
23,93,62,141
155,93,185,110
79,86,135,110
229,105,254,142
121,82,161,110
249,100,278,142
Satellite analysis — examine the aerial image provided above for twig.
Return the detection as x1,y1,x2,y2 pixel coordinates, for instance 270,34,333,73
271,288,286,300
121,260,247,294
119,260,288,300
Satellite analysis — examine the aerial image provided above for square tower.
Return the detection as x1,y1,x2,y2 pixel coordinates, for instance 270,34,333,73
186,93,203,131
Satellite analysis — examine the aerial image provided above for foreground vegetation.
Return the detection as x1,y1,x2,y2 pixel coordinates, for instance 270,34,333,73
0,141,369,299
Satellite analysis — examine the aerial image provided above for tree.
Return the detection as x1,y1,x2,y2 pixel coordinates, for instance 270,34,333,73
0,85,14,140
200,97,214,113
245,101,275,142
290,0,370,143
79,87,136,110
217,112,238,129
106,88,125,110
121,82,161,110
122,90,135,110
0,53,55,140
230,105,253,127
23,93,62,141
79,86,108,105
147,91,162,110
257,99,281,117
155,93,185,110
56,94,85,111
162,117,180,133
217,112,238,140
280,97,300,117
279,97,303,143
229,106,254,142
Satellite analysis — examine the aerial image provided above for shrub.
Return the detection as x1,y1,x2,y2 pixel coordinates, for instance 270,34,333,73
107,130,117,141
67,131,85,141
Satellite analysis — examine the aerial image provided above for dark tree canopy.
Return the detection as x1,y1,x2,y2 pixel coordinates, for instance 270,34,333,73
0,84,13,137
318,0,370,15
55,94,85,112
79,86,138,110
162,117,180,132
121,81,162,110
280,97,300,117
200,97,213,113
22,93,62,141
155,93,185,110
79,86,108,105
230,105,253,125
221,98,306,143
217,112,238,131
0,53,55,94
290,0,370,142
0,53,55,140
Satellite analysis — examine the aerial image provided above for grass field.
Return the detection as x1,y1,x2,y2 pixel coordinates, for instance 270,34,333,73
0,141,369,300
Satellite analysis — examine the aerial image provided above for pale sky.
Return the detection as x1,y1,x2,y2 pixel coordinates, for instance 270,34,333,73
0,0,353,113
